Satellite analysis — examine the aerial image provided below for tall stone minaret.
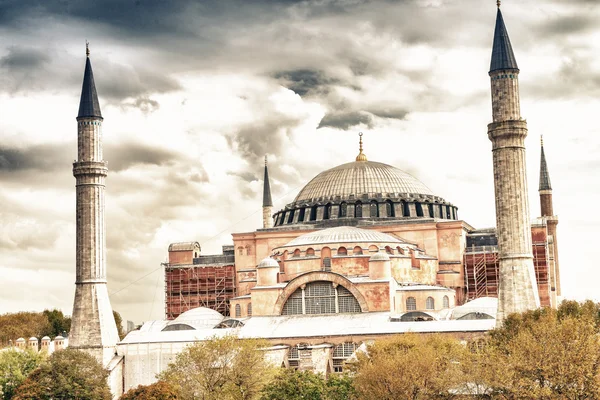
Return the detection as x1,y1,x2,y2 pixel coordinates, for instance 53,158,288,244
539,136,561,301
263,156,274,228
487,2,540,324
69,44,120,367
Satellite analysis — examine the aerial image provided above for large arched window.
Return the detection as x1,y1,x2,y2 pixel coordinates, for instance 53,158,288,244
339,202,347,218
370,201,378,217
443,295,450,309
281,281,362,315
355,201,362,218
235,304,241,318
406,297,417,311
385,200,394,217
332,343,358,373
426,297,435,310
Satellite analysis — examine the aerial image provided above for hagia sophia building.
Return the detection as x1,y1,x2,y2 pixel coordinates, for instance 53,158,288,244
60,3,560,397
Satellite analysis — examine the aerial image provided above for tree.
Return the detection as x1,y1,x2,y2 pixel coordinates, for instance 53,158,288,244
113,310,126,340
260,369,325,400
0,348,45,400
0,312,50,347
324,373,356,400
41,309,71,338
120,381,178,400
481,304,600,398
12,348,111,400
159,335,275,400
350,334,466,400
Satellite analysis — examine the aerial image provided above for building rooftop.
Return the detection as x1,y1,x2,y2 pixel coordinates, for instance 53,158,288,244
282,226,403,248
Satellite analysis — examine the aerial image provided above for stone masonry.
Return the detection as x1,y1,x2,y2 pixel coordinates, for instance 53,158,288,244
69,50,120,367
488,6,540,324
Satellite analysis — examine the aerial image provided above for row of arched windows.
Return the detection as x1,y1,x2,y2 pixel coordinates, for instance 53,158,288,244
234,303,253,318
275,201,457,226
405,295,450,311
287,245,405,259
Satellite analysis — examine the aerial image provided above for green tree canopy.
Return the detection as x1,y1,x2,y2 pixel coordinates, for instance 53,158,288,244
259,369,356,400
159,335,275,400
120,381,177,400
0,348,45,400
12,348,111,400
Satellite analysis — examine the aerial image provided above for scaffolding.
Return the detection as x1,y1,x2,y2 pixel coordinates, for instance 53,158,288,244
164,263,235,320
464,241,551,307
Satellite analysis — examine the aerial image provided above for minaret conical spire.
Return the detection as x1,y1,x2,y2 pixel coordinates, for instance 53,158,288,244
539,136,552,191
263,156,273,208
490,5,519,73
78,42,103,119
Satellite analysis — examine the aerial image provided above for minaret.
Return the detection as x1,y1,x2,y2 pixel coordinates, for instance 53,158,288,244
69,43,119,366
539,136,561,299
263,156,274,228
487,2,540,323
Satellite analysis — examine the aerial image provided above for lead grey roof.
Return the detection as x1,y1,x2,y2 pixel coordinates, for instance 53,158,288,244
490,8,519,73
294,161,434,202
78,57,103,118
282,226,402,247
539,144,552,191
168,242,200,252
263,163,273,207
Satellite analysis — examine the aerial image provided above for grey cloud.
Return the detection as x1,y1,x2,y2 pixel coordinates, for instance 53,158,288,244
318,111,373,130
272,69,338,96
367,107,409,120
538,15,597,36
1,46,50,69
0,143,69,172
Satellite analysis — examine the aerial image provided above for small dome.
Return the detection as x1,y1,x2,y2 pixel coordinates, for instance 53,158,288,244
451,297,498,320
164,307,225,330
369,252,390,262
294,161,434,203
29,337,38,341
54,336,64,340
16,338,25,342
258,257,279,269
41,336,51,340
284,226,401,247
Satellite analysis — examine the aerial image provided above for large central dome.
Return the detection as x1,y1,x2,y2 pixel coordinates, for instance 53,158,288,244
294,161,434,202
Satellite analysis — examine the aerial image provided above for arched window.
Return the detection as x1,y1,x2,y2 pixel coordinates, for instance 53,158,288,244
428,203,434,218
368,245,379,253
306,248,315,257
385,246,393,255
370,201,378,217
353,246,363,255
406,297,417,311
245,245,252,256
403,201,410,217
355,201,362,217
443,295,450,309
298,207,305,222
281,281,362,315
337,247,347,256
416,202,424,217
247,303,252,317
310,206,317,221
287,210,295,224
339,202,347,218
439,205,444,219
235,304,241,318
237,247,244,256
293,249,301,258
396,246,404,255
332,343,358,373
324,203,332,220
426,297,435,310
385,200,394,217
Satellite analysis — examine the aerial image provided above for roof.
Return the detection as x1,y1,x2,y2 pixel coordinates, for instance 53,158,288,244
490,8,519,73
293,160,434,203
78,56,103,118
451,297,498,320
539,144,552,191
263,162,273,207
396,284,455,292
282,226,402,247
257,257,279,269
166,307,224,330
168,242,200,252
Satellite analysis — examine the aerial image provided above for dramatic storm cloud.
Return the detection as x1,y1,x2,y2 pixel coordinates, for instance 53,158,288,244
0,0,598,324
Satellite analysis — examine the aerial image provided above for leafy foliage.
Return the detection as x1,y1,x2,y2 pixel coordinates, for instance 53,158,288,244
0,309,71,347
159,335,275,400
259,369,356,400
113,310,126,340
120,381,178,400
0,348,45,400
350,334,466,400
12,348,111,400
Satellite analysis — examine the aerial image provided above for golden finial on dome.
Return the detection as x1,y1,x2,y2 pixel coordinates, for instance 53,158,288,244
497,0,501,8
356,132,367,162
540,135,544,147
86,40,90,57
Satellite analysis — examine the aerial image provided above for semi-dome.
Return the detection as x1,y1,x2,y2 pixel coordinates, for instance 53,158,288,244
294,161,434,203
162,307,224,331
284,226,402,247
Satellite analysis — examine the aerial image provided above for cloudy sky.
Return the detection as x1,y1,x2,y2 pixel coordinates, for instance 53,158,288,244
1,0,598,325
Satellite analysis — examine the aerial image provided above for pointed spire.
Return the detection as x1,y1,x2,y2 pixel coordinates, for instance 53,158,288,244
539,136,552,191
355,132,367,162
78,42,102,119
263,156,273,207
490,5,519,73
